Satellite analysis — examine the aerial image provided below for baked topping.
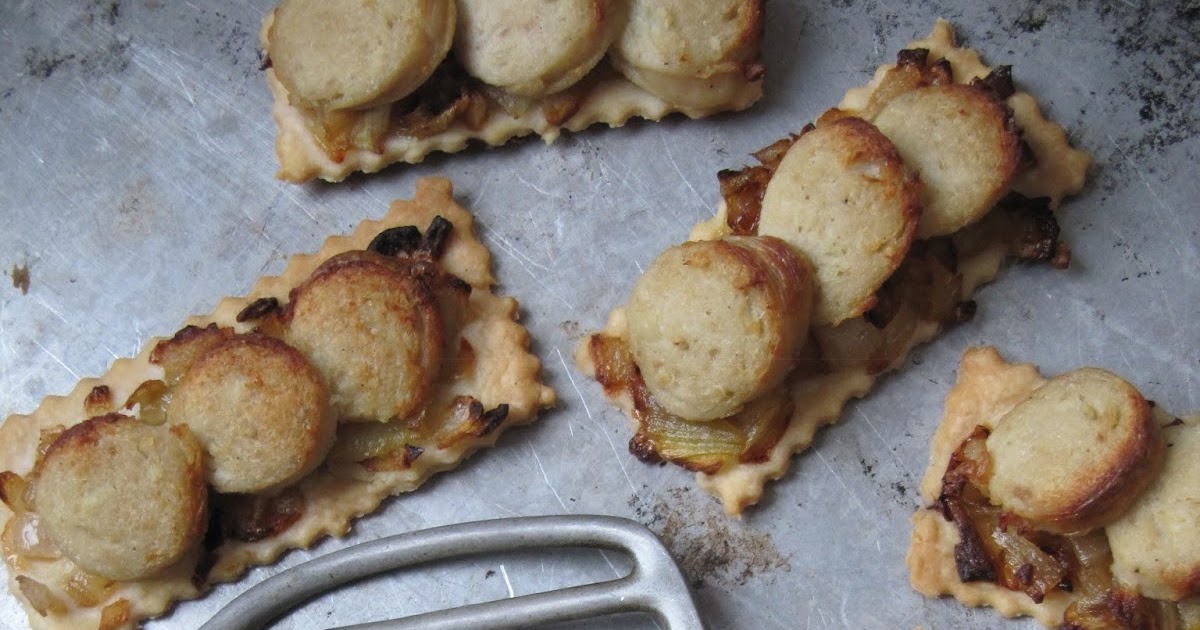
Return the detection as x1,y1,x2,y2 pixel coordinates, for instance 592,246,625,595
263,0,765,182
453,0,620,97
611,0,762,109
285,251,444,423
758,116,921,325
910,348,1197,630
625,236,813,421
0,179,556,628
986,368,1162,534
578,22,1091,515
871,84,1022,238
1108,417,1200,601
269,0,457,112
168,334,336,494
29,415,207,581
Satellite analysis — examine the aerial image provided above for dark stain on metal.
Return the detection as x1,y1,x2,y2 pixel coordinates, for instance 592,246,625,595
11,264,30,295
629,487,791,590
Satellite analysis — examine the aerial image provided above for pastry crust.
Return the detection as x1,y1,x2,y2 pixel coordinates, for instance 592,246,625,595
262,4,763,183
906,347,1199,626
578,20,1091,515
0,178,555,629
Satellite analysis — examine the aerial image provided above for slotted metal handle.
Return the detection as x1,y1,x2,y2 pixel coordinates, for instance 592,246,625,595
200,515,706,630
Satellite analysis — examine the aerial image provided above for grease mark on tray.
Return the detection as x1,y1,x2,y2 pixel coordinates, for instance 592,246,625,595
10,264,31,295
630,487,790,589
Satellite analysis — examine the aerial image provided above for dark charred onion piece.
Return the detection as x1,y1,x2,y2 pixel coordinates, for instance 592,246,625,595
422,215,453,259
751,134,801,169
123,379,168,425
361,443,426,473
224,487,306,543
235,297,281,323
928,58,954,84
368,226,422,256
0,471,30,512
939,426,998,582
98,599,132,630
721,134,802,236
391,60,486,140
997,194,1065,264
972,65,1016,100
84,385,114,416
434,397,510,449
942,497,996,582
719,166,772,235
896,48,930,67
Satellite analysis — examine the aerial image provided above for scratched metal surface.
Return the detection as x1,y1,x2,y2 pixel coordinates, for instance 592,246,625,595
0,0,1197,628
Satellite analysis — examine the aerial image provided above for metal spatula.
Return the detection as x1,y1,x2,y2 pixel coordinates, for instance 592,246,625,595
200,515,706,630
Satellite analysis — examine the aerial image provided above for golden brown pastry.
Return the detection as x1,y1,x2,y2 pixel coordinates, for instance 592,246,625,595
578,21,1091,515
908,347,1197,629
0,178,555,630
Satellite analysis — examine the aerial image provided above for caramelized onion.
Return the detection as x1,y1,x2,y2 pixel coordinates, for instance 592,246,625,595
64,569,116,607
2,512,60,562
99,599,132,630
813,318,886,374
16,576,66,617
329,419,423,464
223,487,306,543
731,388,794,464
84,385,114,417
0,471,30,513
629,400,743,474
150,324,234,385
434,396,509,449
123,379,168,425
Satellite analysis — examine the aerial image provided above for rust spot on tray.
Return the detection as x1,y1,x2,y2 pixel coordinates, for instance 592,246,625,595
629,487,791,589
10,264,30,294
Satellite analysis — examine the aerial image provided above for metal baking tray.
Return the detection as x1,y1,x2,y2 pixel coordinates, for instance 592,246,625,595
1,1,1196,628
